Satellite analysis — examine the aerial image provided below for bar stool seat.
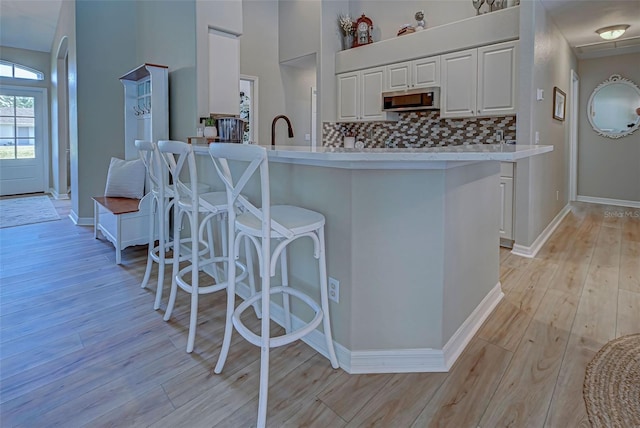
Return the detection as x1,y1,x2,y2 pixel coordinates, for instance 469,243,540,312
209,143,338,428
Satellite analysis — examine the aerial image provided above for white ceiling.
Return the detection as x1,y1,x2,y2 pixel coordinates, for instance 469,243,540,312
539,0,640,58
0,0,638,56
0,0,63,53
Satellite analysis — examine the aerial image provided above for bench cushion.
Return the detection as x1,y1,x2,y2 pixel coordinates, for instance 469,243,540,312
104,157,145,199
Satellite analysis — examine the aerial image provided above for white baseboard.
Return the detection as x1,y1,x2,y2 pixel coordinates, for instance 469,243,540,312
511,204,570,258
70,211,93,226
49,188,70,200
577,195,640,209
230,275,503,374
442,282,503,369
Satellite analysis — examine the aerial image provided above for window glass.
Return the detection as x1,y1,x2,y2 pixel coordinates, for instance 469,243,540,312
0,95,35,159
0,62,12,78
0,61,44,80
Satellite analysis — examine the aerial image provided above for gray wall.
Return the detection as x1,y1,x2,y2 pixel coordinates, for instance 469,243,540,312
240,0,285,145
514,0,577,247
136,0,197,142
75,0,137,220
577,53,640,203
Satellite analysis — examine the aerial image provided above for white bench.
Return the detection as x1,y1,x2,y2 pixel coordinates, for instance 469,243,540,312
93,193,155,264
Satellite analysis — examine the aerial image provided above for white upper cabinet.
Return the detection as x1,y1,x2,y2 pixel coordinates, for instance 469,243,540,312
387,61,411,91
477,42,518,116
337,72,360,122
385,56,440,91
413,56,440,88
441,40,518,118
361,67,386,121
441,49,478,118
337,66,398,122
209,29,240,116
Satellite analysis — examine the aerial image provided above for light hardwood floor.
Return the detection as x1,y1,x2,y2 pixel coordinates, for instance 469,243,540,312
0,198,638,427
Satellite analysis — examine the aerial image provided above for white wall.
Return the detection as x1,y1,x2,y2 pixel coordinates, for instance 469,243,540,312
279,0,321,63
240,0,285,145
577,53,640,203
514,0,576,248
281,58,317,146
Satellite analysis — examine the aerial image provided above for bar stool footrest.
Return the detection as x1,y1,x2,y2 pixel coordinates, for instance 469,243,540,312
232,286,324,349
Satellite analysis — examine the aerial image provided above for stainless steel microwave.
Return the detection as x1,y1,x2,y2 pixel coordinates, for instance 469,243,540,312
382,87,440,111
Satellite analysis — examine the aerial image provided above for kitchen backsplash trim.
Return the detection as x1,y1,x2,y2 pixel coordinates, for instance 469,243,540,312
323,111,516,148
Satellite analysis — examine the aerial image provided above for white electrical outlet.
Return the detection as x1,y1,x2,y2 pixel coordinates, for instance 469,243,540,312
328,277,339,303
535,131,540,144
305,133,311,141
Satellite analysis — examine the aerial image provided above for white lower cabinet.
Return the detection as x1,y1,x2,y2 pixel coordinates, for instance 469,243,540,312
337,67,398,122
499,162,515,245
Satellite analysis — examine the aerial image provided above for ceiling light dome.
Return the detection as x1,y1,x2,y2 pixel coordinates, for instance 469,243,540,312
596,24,630,40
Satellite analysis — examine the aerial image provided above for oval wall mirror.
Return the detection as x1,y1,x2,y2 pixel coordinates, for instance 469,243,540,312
588,74,640,139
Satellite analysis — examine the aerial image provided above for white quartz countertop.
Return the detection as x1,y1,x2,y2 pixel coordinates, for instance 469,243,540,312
193,143,553,170
266,144,552,161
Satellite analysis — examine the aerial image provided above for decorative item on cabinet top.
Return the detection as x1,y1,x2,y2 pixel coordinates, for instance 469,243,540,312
338,14,355,50
472,0,510,15
352,14,374,48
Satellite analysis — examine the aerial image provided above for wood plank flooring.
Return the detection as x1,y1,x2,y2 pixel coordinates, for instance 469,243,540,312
0,198,638,427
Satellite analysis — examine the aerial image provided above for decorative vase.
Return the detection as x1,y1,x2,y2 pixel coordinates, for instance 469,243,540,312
342,34,353,50
204,126,217,138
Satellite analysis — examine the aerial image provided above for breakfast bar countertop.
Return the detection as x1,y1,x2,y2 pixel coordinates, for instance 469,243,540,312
192,143,554,169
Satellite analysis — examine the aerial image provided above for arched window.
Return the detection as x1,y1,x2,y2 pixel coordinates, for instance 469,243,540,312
0,61,44,80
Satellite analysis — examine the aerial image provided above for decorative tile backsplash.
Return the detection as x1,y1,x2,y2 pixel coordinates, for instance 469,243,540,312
323,111,516,148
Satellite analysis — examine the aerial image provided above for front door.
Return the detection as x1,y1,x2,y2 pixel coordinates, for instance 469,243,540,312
0,87,46,196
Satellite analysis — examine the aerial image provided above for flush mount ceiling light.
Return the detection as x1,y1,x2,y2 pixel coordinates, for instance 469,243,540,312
596,24,630,40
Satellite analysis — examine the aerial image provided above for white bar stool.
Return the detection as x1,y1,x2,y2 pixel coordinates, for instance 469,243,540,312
158,140,251,353
135,140,211,310
209,143,339,427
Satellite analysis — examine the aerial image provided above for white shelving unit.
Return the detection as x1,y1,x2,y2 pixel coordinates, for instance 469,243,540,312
120,63,169,160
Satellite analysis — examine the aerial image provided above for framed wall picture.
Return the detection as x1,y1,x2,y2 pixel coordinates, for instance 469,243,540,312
553,86,566,121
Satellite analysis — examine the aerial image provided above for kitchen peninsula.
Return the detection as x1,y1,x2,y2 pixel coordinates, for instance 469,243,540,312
194,143,553,374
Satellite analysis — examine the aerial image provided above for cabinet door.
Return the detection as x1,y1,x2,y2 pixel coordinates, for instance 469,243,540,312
361,67,386,121
209,30,240,115
413,56,440,88
441,49,477,118
386,61,411,91
477,41,518,116
499,176,514,240
337,72,360,121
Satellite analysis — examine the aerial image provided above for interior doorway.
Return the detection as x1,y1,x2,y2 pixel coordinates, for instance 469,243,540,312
53,36,71,200
240,75,258,144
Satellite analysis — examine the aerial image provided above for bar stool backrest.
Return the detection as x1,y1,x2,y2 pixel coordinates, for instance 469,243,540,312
157,140,200,210
135,140,166,199
208,143,292,240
